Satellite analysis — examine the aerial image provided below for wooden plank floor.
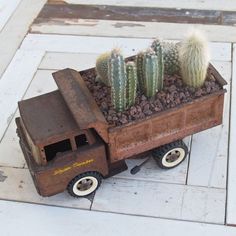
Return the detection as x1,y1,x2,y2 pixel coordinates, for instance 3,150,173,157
0,0,236,234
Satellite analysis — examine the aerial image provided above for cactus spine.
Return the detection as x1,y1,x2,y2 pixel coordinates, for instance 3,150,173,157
135,52,145,92
179,30,210,88
155,44,164,91
138,48,164,98
126,62,137,107
142,49,159,98
95,52,111,86
151,39,180,75
108,49,127,112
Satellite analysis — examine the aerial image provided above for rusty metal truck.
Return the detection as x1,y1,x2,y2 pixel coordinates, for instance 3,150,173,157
16,64,226,197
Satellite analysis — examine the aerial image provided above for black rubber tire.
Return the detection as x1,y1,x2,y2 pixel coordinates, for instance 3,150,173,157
152,140,188,169
67,171,102,198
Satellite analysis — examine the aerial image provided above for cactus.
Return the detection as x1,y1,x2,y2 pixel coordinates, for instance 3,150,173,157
95,52,111,86
126,62,137,107
142,49,160,98
179,30,210,88
108,49,127,112
135,51,145,92
155,44,164,91
151,39,180,75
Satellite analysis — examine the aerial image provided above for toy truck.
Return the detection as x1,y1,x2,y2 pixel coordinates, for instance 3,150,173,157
16,64,226,197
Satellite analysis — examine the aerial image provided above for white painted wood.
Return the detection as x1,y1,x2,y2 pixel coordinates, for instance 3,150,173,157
0,0,46,78
187,61,231,189
59,0,236,11
30,18,236,43
39,52,99,70
0,50,44,141
22,34,231,62
0,111,26,168
0,70,57,168
116,137,191,184
1,200,236,236
92,177,226,224
0,166,91,209
0,0,21,32
226,44,236,226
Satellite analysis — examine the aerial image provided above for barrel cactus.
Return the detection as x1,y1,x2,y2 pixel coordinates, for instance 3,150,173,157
108,49,127,112
95,51,111,86
179,30,210,88
126,62,137,107
151,39,180,75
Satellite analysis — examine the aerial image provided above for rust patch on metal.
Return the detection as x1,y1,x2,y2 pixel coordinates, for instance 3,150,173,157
33,3,236,26
0,170,7,182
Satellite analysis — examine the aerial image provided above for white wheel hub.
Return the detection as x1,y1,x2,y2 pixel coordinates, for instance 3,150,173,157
72,176,98,196
162,147,186,168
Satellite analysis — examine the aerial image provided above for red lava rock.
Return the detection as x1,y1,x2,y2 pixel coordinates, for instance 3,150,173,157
81,70,222,127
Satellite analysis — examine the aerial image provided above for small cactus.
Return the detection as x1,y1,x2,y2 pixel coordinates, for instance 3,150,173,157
126,62,137,108
151,39,180,75
142,49,159,98
135,51,145,92
155,44,164,91
134,48,164,98
108,49,127,112
179,30,210,88
95,52,111,86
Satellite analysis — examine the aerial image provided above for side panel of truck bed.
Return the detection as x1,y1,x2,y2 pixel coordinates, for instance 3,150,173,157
108,92,225,162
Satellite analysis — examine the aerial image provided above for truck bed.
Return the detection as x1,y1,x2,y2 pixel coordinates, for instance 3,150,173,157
53,65,226,163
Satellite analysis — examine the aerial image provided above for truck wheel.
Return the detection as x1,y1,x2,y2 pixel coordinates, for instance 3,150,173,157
152,140,188,169
67,172,102,197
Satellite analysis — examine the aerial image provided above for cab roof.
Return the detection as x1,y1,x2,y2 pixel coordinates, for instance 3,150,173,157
18,90,80,145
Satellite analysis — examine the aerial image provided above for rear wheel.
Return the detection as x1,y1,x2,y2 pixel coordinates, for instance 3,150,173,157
67,172,102,197
152,140,188,169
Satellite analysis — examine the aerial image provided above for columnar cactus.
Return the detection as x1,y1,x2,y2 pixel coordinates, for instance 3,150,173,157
138,48,164,98
95,52,111,86
135,51,145,92
126,62,137,107
179,30,210,88
155,44,164,91
142,49,159,98
108,49,127,112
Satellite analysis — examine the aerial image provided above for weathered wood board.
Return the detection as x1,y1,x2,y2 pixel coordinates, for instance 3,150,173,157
226,44,236,226
30,19,236,42
52,0,236,11
92,177,226,224
0,166,91,209
1,200,236,236
0,0,21,32
0,0,46,78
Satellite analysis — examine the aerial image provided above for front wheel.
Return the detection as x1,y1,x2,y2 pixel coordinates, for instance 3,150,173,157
67,172,102,197
152,140,188,169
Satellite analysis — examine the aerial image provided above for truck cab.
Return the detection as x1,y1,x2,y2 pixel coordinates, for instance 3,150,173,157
16,90,109,197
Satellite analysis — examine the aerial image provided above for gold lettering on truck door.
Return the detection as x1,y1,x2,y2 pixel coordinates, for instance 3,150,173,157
53,159,94,175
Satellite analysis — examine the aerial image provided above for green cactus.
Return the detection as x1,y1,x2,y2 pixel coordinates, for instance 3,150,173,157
151,39,180,75
108,49,127,112
126,62,137,108
179,30,210,88
155,44,164,91
142,49,160,98
135,51,145,92
95,51,111,86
